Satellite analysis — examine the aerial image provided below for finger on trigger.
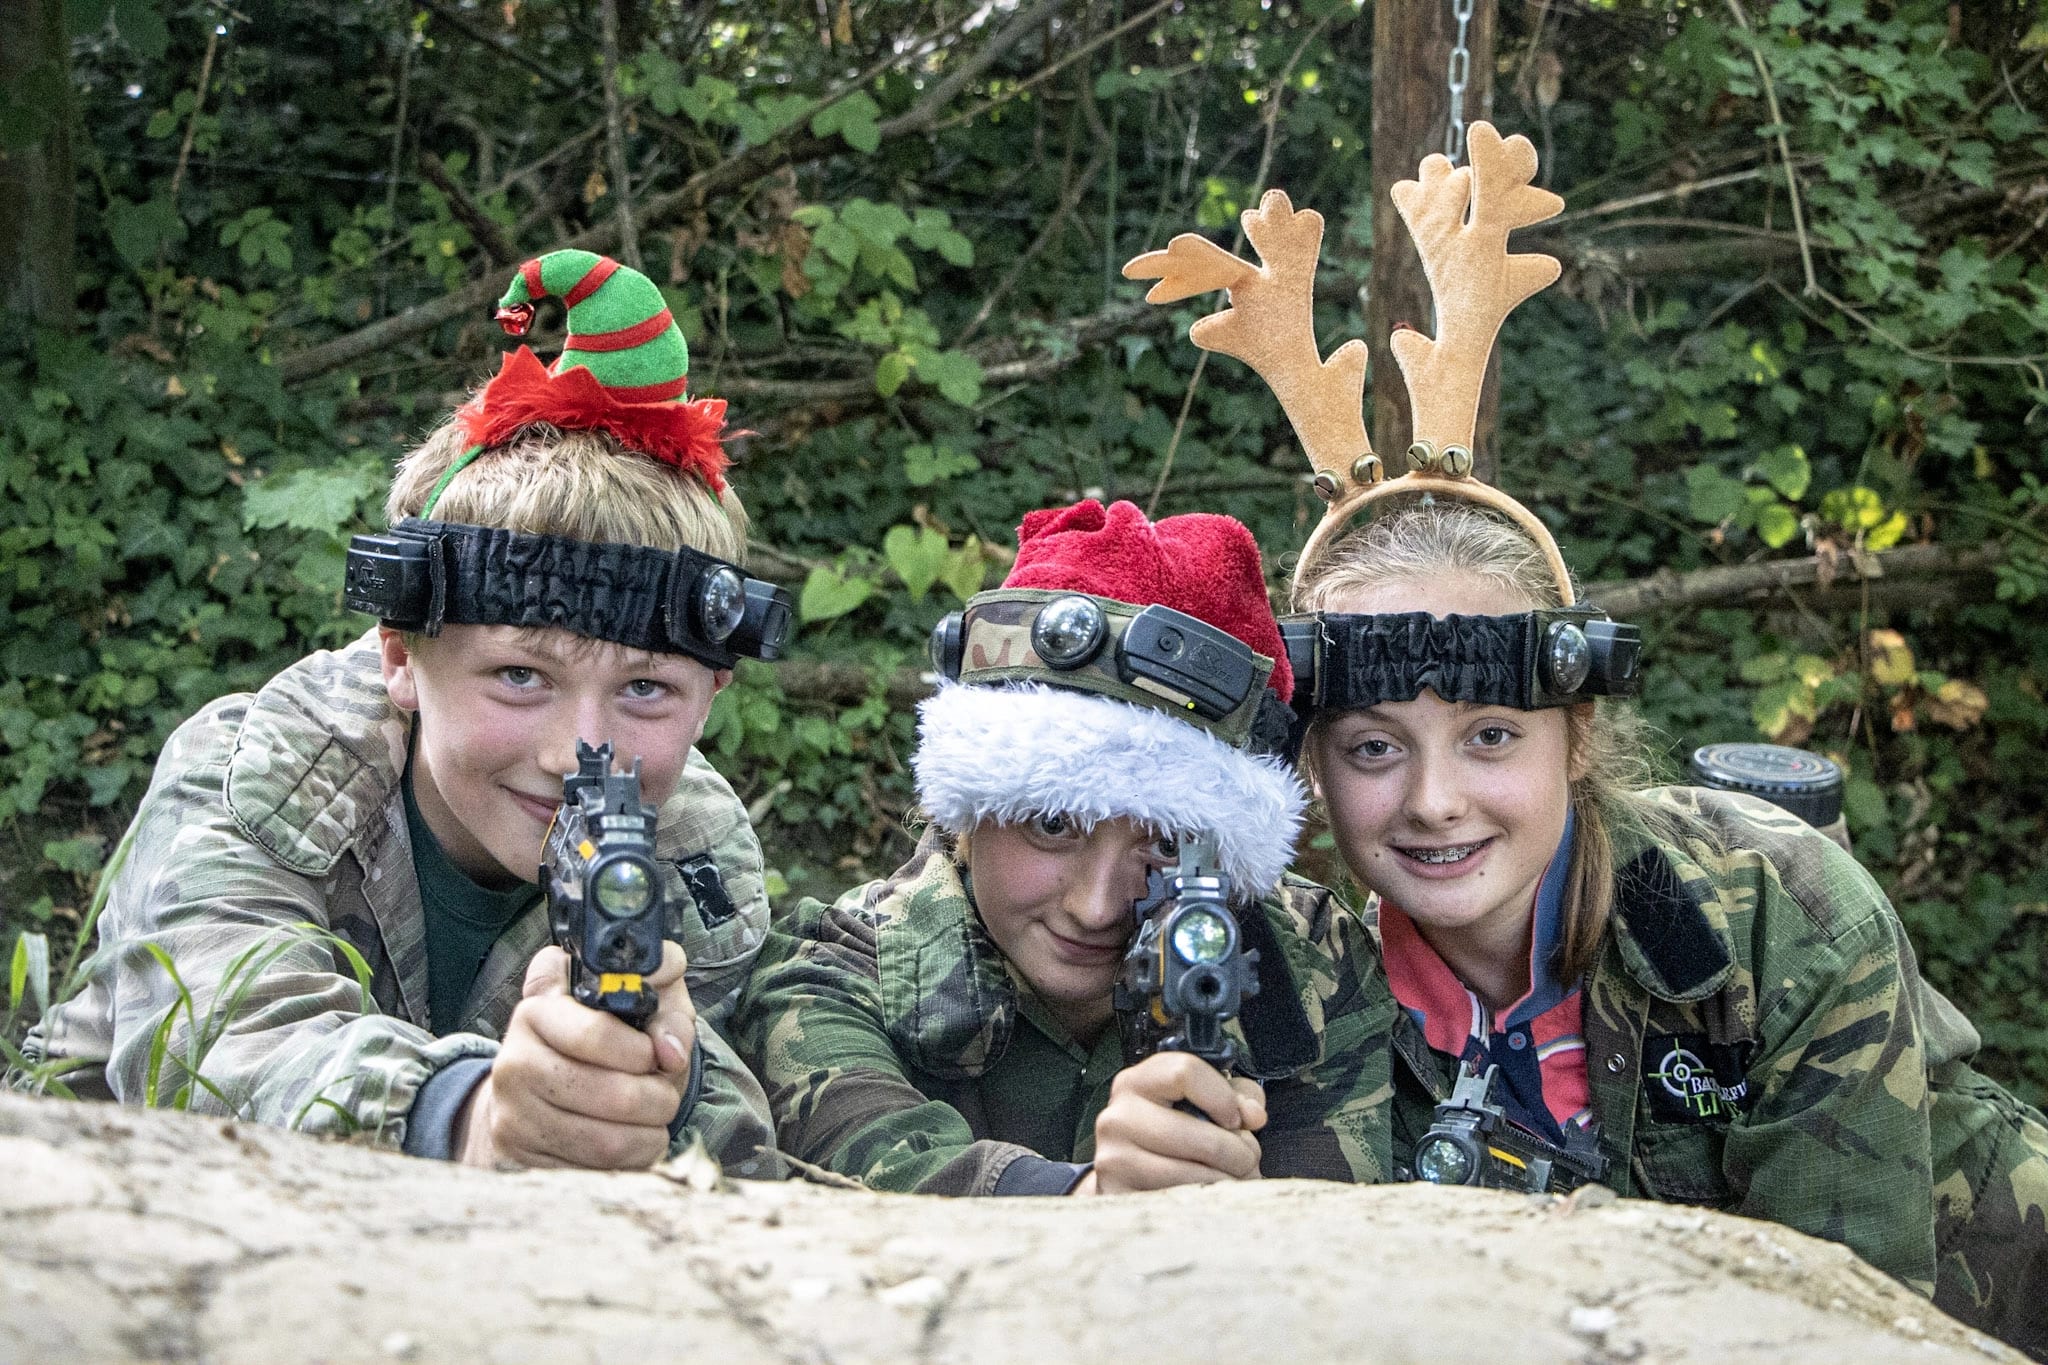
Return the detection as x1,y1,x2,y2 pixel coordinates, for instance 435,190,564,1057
521,945,572,999
646,938,690,988
1229,1076,1269,1131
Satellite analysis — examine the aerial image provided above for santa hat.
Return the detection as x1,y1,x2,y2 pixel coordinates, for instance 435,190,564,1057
913,500,1306,894
421,250,730,516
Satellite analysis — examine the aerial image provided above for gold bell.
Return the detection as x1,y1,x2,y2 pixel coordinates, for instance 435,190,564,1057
1350,454,1384,486
1441,444,1473,477
1406,440,1436,472
1312,471,1341,503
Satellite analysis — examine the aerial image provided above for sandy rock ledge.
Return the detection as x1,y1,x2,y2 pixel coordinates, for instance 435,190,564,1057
0,1092,2017,1364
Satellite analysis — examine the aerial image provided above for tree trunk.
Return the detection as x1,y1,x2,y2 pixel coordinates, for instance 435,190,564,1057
0,0,77,331
1370,0,1497,477
0,1091,2012,1363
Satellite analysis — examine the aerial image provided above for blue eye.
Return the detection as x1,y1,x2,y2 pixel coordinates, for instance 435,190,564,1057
624,679,668,701
1474,725,1514,747
499,666,540,688
1033,812,1073,838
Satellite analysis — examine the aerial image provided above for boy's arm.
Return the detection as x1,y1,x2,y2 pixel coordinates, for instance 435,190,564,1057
72,715,488,1144
729,900,1082,1196
1253,884,1397,1183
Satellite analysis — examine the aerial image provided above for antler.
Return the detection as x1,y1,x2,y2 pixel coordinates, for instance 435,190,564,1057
1388,122,1563,460
1123,191,1373,487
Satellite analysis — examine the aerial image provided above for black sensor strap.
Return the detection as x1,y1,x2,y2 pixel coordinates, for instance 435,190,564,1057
1298,608,1643,712
343,518,790,670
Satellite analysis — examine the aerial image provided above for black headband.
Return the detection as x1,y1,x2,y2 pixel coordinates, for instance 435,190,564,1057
1281,607,1642,713
343,518,792,670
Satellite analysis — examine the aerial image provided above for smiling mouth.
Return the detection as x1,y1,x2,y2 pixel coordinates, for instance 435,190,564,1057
1047,929,1125,961
509,791,561,821
1398,839,1490,865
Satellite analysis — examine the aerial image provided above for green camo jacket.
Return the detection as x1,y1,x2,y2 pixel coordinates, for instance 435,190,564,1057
731,837,1396,1195
1382,784,2048,1351
22,630,775,1172
1382,787,1938,1289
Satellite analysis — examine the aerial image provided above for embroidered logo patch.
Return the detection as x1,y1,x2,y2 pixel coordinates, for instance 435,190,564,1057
1645,1033,1753,1123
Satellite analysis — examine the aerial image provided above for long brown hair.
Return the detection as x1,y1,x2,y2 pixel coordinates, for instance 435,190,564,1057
1291,499,1664,983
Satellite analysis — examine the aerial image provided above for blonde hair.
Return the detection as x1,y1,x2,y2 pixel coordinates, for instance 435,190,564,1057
1292,499,1664,983
386,422,749,565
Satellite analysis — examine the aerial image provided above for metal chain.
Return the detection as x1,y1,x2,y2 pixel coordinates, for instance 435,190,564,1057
1444,0,1476,163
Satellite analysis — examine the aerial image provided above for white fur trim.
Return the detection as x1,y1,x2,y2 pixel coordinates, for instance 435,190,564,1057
913,683,1306,894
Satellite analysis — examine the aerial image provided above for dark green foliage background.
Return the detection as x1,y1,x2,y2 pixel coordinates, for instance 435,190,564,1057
4,0,2046,1098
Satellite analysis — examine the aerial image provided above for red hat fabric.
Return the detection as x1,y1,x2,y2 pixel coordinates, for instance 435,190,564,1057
1003,500,1293,702
912,498,1307,893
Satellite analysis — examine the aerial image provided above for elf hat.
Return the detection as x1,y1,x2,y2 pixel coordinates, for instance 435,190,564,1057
422,249,730,516
914,499,1306,895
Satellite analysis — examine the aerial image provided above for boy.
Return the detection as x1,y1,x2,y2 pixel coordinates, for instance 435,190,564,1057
25,252,788,1173
733,499,1395,1194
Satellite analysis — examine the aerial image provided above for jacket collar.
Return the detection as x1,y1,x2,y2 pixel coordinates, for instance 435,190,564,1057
1603,807,1736,1002
224,629,411,876
875,842,1021,1081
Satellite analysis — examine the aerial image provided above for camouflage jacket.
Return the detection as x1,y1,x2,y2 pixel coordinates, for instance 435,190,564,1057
730,837,1395,1196
1380,787,1938,1290
22,630,775,1173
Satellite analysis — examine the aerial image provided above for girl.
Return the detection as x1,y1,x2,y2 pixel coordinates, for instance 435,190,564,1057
730,499,1395,1196
1295,497,2047,1357
1125,121,2046,1355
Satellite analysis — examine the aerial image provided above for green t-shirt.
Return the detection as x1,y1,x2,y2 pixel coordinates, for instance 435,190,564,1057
402,767,540,1034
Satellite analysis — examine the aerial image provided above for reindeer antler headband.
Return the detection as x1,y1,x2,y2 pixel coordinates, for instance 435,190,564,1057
1123,122,1572,602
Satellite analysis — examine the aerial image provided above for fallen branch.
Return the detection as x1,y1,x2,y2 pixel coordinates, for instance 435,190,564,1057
1583,541,2004,616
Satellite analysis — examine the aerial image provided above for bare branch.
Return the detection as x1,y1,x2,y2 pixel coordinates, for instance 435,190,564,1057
417,150,517,266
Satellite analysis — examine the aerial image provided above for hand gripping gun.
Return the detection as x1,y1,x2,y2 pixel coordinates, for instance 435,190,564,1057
543,740,666,1027
1113,833,1261,1071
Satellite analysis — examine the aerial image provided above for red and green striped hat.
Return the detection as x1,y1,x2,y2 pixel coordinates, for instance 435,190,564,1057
423,250,729,514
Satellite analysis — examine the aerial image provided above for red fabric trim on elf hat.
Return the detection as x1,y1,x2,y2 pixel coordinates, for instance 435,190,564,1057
1004,499,1294,702
457,346,729,491
563,255,620,308
565,308,675,354
520,258,545,299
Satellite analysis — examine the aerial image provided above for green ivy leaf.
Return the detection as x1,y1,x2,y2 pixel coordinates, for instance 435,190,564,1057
1755,444,1811,500
106,195,187,272
811,91,882,154
940,541,988,603
1756,501,1800,548
918,349,983,408
241,465,383,537
1686,466,1747,524
883,524,948,601
903,441,980,486
874,351,912,398
798,565,876,622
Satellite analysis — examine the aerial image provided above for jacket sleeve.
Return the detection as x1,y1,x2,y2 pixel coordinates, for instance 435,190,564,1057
1256,887,1397,1184
30,701,492,1146
1721,845,1936,1293
729,894,1063,1195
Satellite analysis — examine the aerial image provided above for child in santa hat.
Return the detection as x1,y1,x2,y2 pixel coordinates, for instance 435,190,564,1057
731,499,1395,1194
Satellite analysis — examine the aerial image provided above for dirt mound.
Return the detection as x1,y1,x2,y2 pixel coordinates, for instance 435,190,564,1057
0,1091,2015,1363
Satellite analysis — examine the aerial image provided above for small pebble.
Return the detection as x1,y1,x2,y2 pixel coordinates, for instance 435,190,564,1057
380,1331,418,1360
1568,1306,1618,1337
789,1277,834,1303
1893,1314,1926,1340
876,1275,948,1310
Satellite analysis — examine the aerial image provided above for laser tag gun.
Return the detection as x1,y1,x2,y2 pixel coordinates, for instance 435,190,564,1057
1411,1063,1609,1195
1113,832,1260,1072
544,740,666,1027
